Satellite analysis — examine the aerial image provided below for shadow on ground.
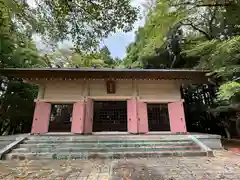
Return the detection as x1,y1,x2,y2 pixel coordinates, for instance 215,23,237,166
222,138,240,153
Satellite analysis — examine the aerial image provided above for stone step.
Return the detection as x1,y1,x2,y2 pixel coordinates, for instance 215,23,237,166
0,139,15,142
0,135,26,142
23,139,192,144
0,141,15,150
0,137,18,141
18,141,195,148
12,145,200,153
0,141,11,146
27,135,189,141
4,150,207,160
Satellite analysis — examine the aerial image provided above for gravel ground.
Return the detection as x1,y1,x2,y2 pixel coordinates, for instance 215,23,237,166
0,151,239,180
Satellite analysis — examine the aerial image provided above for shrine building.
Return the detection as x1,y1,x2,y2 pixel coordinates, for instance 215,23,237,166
0,68,208,135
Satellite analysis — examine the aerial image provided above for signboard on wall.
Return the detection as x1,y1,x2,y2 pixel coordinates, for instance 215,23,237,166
106,80,116,94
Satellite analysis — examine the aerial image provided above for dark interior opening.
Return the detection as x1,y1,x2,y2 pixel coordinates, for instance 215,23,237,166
93,101,127,132
147,103,170,131
48,104,73,132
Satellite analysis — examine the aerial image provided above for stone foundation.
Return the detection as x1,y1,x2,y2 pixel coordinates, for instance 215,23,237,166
191,133,223,150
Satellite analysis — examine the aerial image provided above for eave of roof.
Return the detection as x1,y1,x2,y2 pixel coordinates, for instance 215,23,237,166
0,68,210,81
0,67,210,73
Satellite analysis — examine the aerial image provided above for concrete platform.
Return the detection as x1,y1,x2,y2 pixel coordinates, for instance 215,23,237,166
0,132,222,160
191,133,223,149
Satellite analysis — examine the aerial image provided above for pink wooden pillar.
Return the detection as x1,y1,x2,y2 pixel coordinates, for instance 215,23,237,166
84,98,93,134
168,100,187,133
127,99,138,134
71,101,85,134
31,101,51,134
137,101,148,134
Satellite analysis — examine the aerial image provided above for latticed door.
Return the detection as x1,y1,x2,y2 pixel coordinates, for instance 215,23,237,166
147,104,170,131
93,101,127,132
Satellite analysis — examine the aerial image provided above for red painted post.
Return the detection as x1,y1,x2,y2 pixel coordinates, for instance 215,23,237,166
127,99,138,134
168,101,187,133
137,101,149,134
84,98,93,134
71,101,85,134
31,101,51,134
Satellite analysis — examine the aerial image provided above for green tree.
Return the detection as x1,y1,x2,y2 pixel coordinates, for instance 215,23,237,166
100,46,116,66
184,37,240,105
42,47,114,68
2,0,139,51
123,0,186,68
69,52,106,68
183,31,240,139
0,5,44,134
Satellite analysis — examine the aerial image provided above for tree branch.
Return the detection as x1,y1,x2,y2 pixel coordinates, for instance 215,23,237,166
181,20,212,40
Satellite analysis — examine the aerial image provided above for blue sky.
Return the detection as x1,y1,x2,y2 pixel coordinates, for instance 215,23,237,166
32,0,146,59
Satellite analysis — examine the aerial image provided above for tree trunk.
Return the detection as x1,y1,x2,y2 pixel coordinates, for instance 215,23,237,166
236,112,240,136
224,127,231,140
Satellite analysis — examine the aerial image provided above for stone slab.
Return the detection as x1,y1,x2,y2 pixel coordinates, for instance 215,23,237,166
192,134,223,149
5,150,207,160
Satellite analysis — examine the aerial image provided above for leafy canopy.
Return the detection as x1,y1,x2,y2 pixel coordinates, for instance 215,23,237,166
2,0,139,50
123,0,187,68
184,36,240,106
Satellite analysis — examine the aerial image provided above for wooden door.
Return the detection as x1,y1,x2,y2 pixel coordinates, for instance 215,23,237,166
84,98,93,134
31,102,51,134
168,101,187,133
138,101,148,133
127,99,138,134
71,102,85,134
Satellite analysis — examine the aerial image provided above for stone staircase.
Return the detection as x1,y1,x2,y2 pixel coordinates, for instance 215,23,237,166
3,134,209,160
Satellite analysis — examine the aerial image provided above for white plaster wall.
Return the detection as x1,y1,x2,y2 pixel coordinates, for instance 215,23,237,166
35,79,182,102
44,80,84,100
138,80,182,101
